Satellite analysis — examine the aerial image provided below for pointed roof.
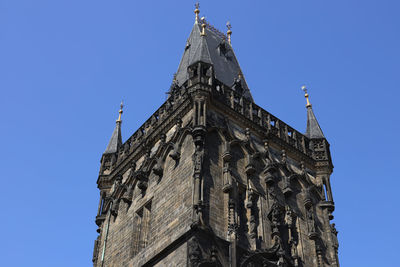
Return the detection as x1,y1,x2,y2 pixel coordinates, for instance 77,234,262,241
104,104,123,154
306,105,325,139
190,30,212,65
174,21,253,101
302,87,325,139
104,122,122,154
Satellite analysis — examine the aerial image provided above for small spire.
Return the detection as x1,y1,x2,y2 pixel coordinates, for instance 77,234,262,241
302,85,312,108
104,102,123,154
200,17,206,36
194,2,200,24
302,86,325,139
116,101,123,123
226,21,232,44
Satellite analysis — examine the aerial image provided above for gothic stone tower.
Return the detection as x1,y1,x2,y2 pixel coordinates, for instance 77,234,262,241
92,6,339,267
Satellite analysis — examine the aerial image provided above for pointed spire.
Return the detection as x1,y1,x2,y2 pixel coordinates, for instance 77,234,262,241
302,86,325,139
302,85,312,108
226,21,232,44
116,101,123,123
104,102,123,154
194,2,200,24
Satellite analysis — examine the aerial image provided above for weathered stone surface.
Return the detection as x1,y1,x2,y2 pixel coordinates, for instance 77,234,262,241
92,12,338,267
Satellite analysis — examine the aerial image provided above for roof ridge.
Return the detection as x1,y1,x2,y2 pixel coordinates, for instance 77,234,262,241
204,20,227,40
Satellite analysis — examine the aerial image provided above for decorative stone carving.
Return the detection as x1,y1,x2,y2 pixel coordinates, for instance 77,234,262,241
239,242,281,267
284,206,294,229
330,223,339,249
152,158,164,178
246,188,258,239
282,175,293,197
306,208,318,240
268,202,284,238
110,198,120,217
280,150,287,165
188,237,202,266
188,236,222,267
228,198,238,235
136,171,148,195
193,148,204,174
303,187,313,209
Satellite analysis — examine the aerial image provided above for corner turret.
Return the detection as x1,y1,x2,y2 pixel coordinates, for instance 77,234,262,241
99,102,123,177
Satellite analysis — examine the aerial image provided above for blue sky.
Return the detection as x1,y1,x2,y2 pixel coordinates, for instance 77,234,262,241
1,1,399,266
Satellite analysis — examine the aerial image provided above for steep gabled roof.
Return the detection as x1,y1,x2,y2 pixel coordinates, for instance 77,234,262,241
174,21,253,101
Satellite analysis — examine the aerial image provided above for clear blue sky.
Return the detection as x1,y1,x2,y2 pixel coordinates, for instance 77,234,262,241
1,1,399,266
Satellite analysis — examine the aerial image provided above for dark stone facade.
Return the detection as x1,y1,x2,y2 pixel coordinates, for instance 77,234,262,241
92,12,339,267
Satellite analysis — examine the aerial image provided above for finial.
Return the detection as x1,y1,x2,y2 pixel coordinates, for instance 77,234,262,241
302,85,312,108
226,21,232,44
194,2,200,24
200,17,206,36
116,101,123,123
238,70,243,79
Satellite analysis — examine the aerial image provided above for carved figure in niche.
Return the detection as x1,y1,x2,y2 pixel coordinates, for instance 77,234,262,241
268,202,283,237
306,208,316,234
246,188,258,239
222,163,232,192
271,207,281,226
245,128,251,143
281,150,287,165
193,146,204,173
228,199,238,235
300,161,306,176
284,206,294,228
249,213,257,238
290,240,298,260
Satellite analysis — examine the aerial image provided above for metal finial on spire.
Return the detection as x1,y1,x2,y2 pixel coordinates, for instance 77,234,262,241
200,17,206,36
194,2,200,24
116,101,123,123
301,85,312,108
226,21,232,44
